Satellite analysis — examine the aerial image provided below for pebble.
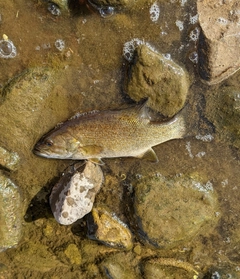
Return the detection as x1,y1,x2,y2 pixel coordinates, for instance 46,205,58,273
87,206,133,250
0,171,22,252
49,161,104,225
125,44,189,117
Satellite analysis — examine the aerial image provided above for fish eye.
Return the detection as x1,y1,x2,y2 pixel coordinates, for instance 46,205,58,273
44,139,53,147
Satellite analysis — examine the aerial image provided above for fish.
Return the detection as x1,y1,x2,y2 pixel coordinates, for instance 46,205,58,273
33,101,187,164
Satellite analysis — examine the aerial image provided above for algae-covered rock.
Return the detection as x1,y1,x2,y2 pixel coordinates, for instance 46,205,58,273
142,258,199,279
64,243,82,265
0,171,22,252
205,85,240,149
87,206,133,250
126,44,189,117
101,253,141,279
131,173,219,249
0,146,20,171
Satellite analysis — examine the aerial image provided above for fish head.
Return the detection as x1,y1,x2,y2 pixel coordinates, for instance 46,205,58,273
33,129,78,159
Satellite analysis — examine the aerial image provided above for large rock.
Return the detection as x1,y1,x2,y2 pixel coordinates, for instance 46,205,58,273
0,171,22,252
126,45,189,117
197,0,240,84
130,173,219,249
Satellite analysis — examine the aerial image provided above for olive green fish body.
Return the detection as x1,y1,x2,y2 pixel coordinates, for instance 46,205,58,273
33,103,186,163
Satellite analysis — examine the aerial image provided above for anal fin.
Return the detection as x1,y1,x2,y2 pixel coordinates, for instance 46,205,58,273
137,148,159,163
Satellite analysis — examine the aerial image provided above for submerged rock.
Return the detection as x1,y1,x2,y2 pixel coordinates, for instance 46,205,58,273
0,146,20,171
142,258,199,279
126,44,189,117
197,0,240,84
130,173,219,249
101,253,141,279
0,171,22,252
50,161,104,225
87,206,133,250
205,85,240,149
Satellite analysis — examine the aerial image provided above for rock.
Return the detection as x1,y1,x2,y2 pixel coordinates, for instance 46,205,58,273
101,253,141,279
126,44,189,117
197,0,240,84
87,206,133,250
142,258,199,279
50,161,104,225
130,173,219,249
64,243,82,265
205,85,240,149
0,146,20,171
0,171,22,252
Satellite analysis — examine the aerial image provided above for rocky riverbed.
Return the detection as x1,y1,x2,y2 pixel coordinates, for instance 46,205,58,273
0,0,240,278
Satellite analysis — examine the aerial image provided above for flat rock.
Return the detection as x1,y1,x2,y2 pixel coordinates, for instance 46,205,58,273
50,161,104,225
0,171,22,252
131,173,219,249
197,0,240,84
126,44,189,117
87,206,133,250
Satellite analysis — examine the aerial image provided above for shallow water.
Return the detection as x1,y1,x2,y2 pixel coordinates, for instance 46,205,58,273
0,0,240,278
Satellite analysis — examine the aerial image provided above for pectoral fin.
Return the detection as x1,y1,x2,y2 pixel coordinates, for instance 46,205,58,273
137,148,159,163
88,158,105,165
81,145,103,156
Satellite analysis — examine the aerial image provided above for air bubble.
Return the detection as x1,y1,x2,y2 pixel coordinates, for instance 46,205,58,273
123,38,155,62
189,27,200,41
55,39,65,51
0,35,17,59
217,17,228,25
48,2,61,16
188,51,198,63
149,2,160,22
189,14,198,24
99,6,115,18
176,20,184,31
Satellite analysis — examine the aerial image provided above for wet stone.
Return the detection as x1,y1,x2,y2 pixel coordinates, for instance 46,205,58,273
142,259,198,279
87,206,133,250
126,44,189,117
131,173,219,249
101,253,141,279
0,171,22,252
205,85,240,149
0,146,20,171
197,0,240,84
50,161,104,225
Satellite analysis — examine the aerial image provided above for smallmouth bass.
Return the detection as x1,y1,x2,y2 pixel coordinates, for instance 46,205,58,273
33,102,186,164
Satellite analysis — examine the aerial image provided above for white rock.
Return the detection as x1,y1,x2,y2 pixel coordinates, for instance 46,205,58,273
50,161,103,225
